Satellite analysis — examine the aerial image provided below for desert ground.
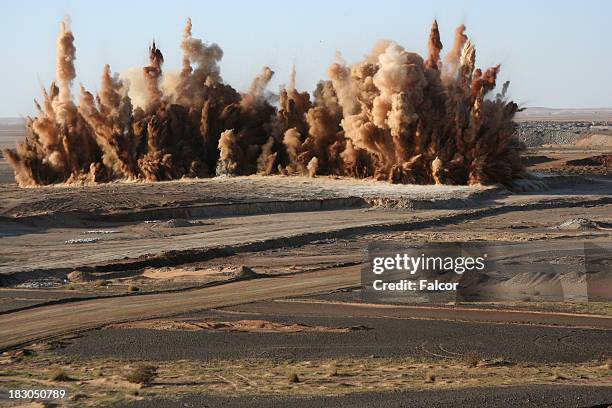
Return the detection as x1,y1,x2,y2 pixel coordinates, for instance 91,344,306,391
0,111,611,407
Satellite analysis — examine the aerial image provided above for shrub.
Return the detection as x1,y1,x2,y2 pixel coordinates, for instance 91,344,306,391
328,365,338,377
425,371,436,383
49,369,73,382
124,364,157,386
287,371,300,383
128,285,140,292
464,351,480,368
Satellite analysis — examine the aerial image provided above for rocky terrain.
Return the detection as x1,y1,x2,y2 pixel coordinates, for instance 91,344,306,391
517,121,612,147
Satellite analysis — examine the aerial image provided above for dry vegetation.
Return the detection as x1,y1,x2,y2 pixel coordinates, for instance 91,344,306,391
463,352,481,368
0,349,610,407
49,368,73,382
124,364,158,386
287,371,300,384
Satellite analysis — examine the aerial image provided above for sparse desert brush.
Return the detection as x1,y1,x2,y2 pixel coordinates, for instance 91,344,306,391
124,364,157,386
425,371,436,383
328,364,338,377
128,285,140,292
287,371,300,383
13,348,34,359
71,393,87,401
605,358,612,370
49,368,73,382
94,279,109,287
464,351,480,368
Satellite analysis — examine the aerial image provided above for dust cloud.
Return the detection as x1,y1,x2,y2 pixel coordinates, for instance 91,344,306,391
3,19,525,187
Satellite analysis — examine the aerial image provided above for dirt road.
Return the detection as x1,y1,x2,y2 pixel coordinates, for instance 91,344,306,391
2,264,611,352
0,265,360,350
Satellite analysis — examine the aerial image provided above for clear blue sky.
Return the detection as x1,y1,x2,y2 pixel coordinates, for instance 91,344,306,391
1,0,611,117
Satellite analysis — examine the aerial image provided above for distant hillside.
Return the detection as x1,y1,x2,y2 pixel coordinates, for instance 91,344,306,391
0,117,25,125
0,118,26,151
515,107,612,122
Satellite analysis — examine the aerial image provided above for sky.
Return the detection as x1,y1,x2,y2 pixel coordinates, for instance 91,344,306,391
0,0,611,117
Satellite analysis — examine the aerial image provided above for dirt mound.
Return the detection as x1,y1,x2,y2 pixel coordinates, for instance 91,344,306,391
517,122,585,147
66,270,96,282
163,219,192,228
106,319,370,333
142,266,224,281
506,271,558,286
521,155,555,166
508,178,550,192
554,218,612,231
566,154,612,168
225,266,258,279
575,133,612,147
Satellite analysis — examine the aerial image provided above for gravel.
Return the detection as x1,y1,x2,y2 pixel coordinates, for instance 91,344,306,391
517,121,611,147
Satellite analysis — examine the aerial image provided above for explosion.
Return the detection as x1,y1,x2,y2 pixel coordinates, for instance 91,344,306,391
3,18,525,187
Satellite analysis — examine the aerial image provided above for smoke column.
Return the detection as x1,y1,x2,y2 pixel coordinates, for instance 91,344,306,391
4,19,525,187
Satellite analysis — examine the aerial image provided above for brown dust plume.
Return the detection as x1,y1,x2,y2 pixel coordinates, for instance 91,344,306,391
4,19,525,187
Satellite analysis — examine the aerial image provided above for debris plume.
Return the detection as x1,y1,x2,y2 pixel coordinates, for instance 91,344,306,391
4,19,525,187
